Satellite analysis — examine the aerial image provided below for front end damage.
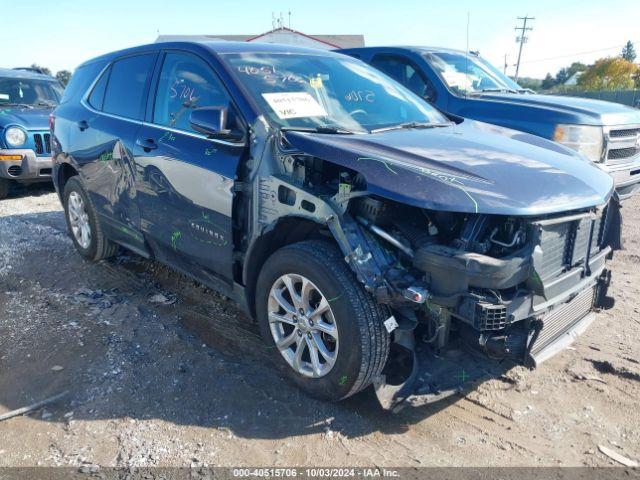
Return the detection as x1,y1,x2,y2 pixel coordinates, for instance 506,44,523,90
251,125,620,411
324,191,619,410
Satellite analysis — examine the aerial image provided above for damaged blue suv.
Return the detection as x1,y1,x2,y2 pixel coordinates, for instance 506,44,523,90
0,68,63,198
52,42,621,410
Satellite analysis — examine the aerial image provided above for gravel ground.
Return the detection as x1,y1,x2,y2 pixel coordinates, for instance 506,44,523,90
0,182,639,468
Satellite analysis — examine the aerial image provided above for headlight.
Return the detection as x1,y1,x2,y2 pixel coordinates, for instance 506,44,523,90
553,124,604,162
5,126,27,148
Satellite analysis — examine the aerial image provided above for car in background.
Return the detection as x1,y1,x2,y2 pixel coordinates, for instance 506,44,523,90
338,46,640,200
0,68,63,199
52,42,619,410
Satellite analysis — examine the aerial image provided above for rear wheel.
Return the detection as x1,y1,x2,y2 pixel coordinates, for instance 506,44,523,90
0,178,9,199
256,240,390,401
63,177,118,261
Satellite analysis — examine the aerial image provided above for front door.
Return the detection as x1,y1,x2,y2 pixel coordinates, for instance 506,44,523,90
133,51,246,283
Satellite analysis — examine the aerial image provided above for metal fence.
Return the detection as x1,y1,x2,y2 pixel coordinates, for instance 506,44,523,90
554,89,639,108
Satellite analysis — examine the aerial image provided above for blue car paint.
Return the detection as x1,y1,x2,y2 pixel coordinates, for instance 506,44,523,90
338,47,640,134
284,120,613,216
0,68,60,154
338,46,640,199
52,41,615,296
0,68,63,191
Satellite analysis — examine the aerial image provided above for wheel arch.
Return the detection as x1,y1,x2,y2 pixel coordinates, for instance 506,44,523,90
57,162,79,197
242,215,338,319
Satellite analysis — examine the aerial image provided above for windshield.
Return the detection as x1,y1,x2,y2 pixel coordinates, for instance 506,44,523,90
221,53,448,132
425,52,522,95
0,77,63,107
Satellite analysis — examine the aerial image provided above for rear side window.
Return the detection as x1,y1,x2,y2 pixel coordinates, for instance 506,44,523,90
153,52,232,132
60,61,105,104
103,54,155,120
87,67,110,110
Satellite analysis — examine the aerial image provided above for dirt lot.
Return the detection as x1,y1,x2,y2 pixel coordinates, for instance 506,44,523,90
0,182,639,468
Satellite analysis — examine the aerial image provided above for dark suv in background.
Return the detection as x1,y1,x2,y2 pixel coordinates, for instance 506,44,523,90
52,41,619,410
339,46,640,200
0,68,63,198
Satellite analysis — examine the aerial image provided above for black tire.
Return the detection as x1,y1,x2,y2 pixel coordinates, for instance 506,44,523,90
62,176,118,261
0,178,9,199
256,240,390,401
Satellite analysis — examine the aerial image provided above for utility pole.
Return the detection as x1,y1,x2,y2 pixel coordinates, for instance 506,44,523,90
514,15,534,82
503,54,508,74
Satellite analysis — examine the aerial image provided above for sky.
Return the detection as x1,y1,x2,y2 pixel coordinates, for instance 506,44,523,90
3,0,639,80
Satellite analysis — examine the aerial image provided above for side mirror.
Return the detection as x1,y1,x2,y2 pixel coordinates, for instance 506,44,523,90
189,107,230,138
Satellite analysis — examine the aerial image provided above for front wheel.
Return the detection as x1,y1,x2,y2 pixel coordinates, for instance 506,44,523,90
256,240,390,401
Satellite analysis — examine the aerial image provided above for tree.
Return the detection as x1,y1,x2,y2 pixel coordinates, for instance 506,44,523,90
621,40,637,63
55,70,72,86
566,62,587,77
30,64,51,76
541,73,556,90
578,57,639,90
516,77,543,92
555,68,570,85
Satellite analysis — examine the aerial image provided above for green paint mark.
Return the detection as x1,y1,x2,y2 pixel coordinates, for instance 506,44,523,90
357,156,398,175
202,212,210,220
327,294,342,303
204,147,217,156
171,230,182,250
338,375,348,386
159,131,176,142
118,225,142,241
100,151,113,162
455,370,469,383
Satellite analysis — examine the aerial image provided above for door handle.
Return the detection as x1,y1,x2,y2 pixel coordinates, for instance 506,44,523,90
136,138,158,152
77,120,89,131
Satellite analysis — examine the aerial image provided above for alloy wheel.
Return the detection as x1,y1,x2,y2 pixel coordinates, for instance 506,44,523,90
267,273,339,378
67,191,92,249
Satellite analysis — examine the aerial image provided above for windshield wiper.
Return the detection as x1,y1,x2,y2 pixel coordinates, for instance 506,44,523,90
36,100,57,107
280,126,357,135
370,121,451,134
474,88,519,94
0,102,35,109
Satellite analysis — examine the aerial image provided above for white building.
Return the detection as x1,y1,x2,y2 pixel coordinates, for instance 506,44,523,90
156,27,365,51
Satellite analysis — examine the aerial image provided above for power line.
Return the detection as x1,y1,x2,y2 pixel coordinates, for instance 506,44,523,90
520,42,640,64
514,15,534,82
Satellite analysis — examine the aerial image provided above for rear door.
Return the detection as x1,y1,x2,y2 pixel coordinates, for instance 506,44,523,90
73,52,157,252
133,50,246,283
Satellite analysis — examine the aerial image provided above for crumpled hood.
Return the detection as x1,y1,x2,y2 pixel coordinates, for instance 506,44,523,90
0,106,52,130
284,120,614,216
474,92,640,126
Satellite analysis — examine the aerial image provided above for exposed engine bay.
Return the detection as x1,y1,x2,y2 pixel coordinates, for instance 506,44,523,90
252,133,622,410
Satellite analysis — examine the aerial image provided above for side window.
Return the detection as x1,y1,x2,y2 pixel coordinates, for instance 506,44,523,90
371,54,437,103
87,66,110,110
60,61,104,105
103,53,155,120
153,52,232,132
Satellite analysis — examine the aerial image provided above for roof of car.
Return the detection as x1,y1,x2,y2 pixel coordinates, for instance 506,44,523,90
0,67,57,81
78,40,342,68
341,45,467,55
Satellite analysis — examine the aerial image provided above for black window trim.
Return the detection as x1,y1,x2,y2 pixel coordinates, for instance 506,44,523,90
80,52,159,126
86,64,111,111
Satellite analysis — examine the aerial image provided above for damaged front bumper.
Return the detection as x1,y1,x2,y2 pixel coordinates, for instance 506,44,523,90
371,203,620,412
